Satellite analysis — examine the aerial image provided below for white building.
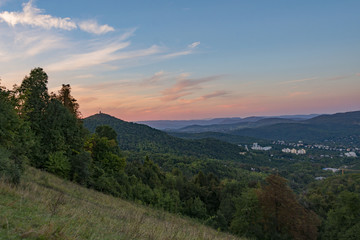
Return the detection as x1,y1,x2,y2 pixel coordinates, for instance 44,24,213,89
251,143,272,151
282,148,306,155
297,149,306,155
345,152,357,157
282,148,291,153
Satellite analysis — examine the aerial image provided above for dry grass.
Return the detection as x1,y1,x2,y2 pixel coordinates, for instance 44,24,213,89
0,167,244,240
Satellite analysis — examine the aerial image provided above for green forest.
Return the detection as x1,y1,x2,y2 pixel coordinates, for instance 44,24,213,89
1,68,359,240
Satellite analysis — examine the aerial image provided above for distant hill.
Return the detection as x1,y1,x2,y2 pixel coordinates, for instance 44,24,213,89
83,113,244,161
306,111,360,125
136,117,246,130
175,118,296,133
229,111,360,144
165,110,360,144
168,131,269,145
137,114,317,130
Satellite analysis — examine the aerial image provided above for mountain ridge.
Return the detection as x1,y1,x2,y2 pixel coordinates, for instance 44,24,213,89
83,113,245,161
137,114,318,130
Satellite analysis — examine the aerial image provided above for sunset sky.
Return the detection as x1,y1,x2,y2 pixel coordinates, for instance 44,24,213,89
0,0,359,121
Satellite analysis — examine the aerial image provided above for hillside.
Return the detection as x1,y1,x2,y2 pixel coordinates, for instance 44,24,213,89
83,113,244,161
138,114,318,130
0,167,242,240
306,110,360,125
175,118,296,133
136,117,244,130
168,131,269,145
167,110,360,145
229,110,360,143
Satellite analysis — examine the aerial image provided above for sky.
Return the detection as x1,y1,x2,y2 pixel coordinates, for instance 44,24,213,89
0,0,359,121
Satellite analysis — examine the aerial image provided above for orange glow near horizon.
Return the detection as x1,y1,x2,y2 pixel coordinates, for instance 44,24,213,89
75,86,360,122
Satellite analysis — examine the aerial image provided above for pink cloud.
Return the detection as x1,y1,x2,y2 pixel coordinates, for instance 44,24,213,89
161,75,222,101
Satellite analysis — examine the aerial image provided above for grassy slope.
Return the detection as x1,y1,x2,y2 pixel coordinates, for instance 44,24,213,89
0,167,243,240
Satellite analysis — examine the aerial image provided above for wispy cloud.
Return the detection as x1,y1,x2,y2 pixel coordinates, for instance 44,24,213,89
0,26,67,63
78,20,114,35
178,90,229,104
0,1,76,30
202,90,229,99
0,1,114,35
13,29,66,56
160,50,192,59
161,75,221,101
0,1,202,94
160,41,200,59
141,71,165,86
46,41,130,71
188,41,200,48
279,77,318,85
118,28,136,41
46,41,162,72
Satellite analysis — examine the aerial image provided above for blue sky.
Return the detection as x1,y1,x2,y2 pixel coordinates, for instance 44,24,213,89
0,0,359,120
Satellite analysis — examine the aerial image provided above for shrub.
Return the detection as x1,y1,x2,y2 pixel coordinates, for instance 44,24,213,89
0,148,23,185
45,151,71,179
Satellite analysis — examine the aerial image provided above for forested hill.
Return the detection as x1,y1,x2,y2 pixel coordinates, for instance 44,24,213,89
305,110,360,125
167,110,360,144
229,110,360,143
83,113,244,161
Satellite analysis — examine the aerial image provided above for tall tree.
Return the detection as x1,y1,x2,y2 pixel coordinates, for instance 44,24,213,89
258,175,320,240
0,82,33,183
15,68,85,169
42,97,85,174
17,68,49,128
15,68,49,166
57,84,80,118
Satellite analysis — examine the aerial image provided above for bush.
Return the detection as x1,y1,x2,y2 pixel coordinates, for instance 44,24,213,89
45,151,71,179
71,151,91,185
0,148,23,185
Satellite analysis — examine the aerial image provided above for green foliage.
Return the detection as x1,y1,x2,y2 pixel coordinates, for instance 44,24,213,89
184,197,208,219
70,151,91,185
96,125,118,142
0,83,31,184
304,174,360,240
15,68,85,168
45,151,71,179
0,148,22,185
230,113,360,144
230,189,262,238
41,98,85,163
85,134,126,176
0,167,242,240
16,68,49,144
83,113,245,161
322,191,360,240
57,84,80,117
